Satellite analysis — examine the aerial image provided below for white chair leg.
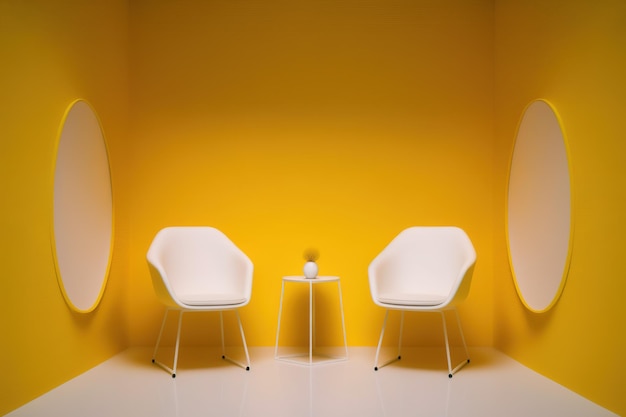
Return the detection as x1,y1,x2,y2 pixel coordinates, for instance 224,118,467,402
374,310,402,371
441,309,470,378
454,308,471,364
221,310,251,371
152,308,169,362
397,310,405,360
152,308,183,378
441,311,453,378
172,311,183,376
374,310,388,370
219,311,226,359
237,310,251,370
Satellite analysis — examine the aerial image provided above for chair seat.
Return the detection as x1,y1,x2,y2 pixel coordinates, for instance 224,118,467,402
378,293,447,306
178,293,247,306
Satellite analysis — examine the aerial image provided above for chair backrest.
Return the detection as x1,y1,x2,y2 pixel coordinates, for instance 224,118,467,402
147,227,253,309
369,227,476,310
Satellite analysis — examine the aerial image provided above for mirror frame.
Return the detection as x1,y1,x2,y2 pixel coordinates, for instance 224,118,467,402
506,99,574,313
51,99,114,313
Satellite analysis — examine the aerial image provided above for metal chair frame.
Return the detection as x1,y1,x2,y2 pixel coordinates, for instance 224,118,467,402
152,308,251,378
373,309,470,378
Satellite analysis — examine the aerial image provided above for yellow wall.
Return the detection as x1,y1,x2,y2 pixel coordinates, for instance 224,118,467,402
127,0,495,349
0,0,130,414
493,0,626,415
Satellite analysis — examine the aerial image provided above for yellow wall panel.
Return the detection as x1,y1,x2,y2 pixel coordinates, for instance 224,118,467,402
128,0,495,348
493,0,626,414
0,1,130,414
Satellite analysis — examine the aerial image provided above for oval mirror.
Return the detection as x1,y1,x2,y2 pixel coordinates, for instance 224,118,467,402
506,99,573,313
52,99,113,313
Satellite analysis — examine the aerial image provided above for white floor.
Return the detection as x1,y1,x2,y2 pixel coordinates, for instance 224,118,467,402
7,347,616,417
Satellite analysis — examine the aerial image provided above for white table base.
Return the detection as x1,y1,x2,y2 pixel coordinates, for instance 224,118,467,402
274,275,348,365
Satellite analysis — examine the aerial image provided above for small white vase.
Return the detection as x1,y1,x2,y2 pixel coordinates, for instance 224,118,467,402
303,261,318,279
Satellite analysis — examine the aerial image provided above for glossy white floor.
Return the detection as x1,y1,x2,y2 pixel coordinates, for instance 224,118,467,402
8,346,616,417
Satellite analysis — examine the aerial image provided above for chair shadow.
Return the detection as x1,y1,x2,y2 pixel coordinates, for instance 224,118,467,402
121,346,249,376
374,346,499,374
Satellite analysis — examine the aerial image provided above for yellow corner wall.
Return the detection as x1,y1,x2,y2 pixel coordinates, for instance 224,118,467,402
0,0,130,414
127,0,495,349
493,0,626,415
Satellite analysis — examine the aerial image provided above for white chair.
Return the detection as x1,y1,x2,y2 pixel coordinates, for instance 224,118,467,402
368,226,476,378
147,226,253,377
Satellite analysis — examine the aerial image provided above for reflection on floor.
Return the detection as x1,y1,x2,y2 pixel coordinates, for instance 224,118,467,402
7,347,616,417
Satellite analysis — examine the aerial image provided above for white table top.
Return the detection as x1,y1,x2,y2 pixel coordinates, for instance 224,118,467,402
283,275,340,283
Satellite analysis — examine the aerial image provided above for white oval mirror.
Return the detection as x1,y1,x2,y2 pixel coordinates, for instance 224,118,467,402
506,99,573,313
52,100,113,313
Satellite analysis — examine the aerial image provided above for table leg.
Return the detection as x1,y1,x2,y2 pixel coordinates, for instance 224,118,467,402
309,280,313,365
313,282,317,351
274,279,286,359
337,281,348,359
